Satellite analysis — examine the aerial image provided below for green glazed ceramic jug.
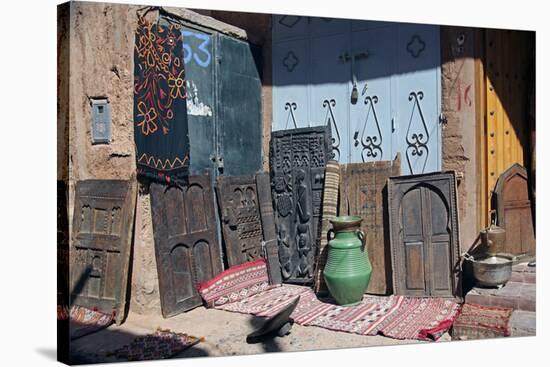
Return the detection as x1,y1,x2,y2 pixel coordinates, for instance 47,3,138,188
323,216,372,306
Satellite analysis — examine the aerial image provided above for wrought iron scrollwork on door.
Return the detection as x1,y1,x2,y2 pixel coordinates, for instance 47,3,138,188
354,95,383,161
405,91,430,174
323,99,340,161
284,102,298,129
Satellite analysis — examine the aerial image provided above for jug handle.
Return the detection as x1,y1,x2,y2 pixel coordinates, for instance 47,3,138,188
327,229,335,242
356,229,366,251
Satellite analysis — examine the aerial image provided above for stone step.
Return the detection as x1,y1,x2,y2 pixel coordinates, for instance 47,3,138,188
465,281,536,312
509,310,536,337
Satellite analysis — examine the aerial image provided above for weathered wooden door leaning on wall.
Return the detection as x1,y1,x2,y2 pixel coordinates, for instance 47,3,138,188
388,172,461,299
339,154,401,295
150,175,223,318
70,179,137,325
216,175,265,266
493,164,535,255
216,174,282,284
272,17,441,174
270,126,332,284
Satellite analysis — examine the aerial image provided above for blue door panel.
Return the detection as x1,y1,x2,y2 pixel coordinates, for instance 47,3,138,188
273,39,310,130
351,19,393,31
272,15,308,41
350,27,395,163
309,17,350,37
395,24,441,174
309,33,351,162
272,18,442,171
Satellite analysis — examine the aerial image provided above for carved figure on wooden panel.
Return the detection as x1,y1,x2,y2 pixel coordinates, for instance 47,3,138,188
270,126,332,284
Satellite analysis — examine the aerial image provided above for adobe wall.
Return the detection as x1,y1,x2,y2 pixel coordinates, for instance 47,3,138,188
440,26,479,251
60,1,260,316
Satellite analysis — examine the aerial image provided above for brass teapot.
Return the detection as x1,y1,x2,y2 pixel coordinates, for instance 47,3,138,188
479,210,506,257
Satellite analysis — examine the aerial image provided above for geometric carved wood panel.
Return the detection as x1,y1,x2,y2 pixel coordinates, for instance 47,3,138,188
339,154,401,295
270,125,332,284
70,179,137,325
388,172,461,299
216,175,264,267
150,174,222,318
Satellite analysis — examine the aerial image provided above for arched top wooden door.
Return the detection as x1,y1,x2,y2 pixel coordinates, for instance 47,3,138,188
388,172,461,299
493,163,535,255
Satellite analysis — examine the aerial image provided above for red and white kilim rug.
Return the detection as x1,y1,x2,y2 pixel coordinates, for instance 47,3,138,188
215,285,460,341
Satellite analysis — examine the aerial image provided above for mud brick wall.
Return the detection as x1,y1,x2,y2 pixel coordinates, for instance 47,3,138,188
440,26,479,251
58,1,262,316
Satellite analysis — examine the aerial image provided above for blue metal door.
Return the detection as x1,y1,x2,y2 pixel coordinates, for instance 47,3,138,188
180,24,263,177
181,25,216,175
272,17,441,172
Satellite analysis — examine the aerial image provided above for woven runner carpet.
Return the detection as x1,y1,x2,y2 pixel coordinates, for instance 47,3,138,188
215,285,461,341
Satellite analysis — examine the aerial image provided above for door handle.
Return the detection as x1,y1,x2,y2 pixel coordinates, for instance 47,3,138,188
354,51,370,60
338,52,351,63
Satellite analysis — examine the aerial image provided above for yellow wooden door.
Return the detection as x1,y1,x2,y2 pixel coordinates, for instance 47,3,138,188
482,29,533,225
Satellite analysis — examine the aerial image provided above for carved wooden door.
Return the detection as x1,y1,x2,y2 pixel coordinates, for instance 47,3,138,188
388,172,461,298
339,154,401,295
270,126,332,284
70,179,137,325
150,175,222,318
216,175,264,266
494,164,535,255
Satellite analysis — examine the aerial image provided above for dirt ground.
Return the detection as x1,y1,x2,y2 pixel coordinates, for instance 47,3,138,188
69,305,535,364
70,306,433,363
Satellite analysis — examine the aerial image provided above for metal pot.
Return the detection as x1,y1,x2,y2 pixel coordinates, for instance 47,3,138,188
464,253,514,288
479,210,506,256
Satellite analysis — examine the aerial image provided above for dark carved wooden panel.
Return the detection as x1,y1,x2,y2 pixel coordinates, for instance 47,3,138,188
270,125,332,284
339,154,400,295
388,172,461,299
256,172,282,284
150,174,222,317
494,163,535,255
70,179,137,325
58,180,69,309
216,175,264,266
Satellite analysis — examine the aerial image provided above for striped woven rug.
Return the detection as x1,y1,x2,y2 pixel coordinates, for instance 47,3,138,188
215,285,460,341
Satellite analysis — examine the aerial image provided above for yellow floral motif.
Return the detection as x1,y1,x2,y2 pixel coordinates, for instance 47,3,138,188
168,69,186,99
136,101,158,136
